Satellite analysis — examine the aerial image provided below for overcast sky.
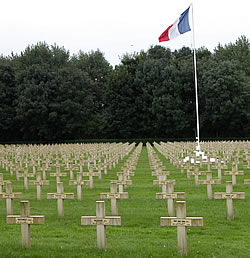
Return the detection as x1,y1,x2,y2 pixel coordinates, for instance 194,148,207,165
1,0,250,66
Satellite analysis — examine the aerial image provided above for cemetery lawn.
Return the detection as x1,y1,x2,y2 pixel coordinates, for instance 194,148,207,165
0,146,249,257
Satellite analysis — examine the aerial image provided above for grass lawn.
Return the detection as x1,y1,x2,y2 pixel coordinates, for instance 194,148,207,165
0,145,249,257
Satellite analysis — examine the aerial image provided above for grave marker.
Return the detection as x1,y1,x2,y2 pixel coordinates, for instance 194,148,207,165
243,153,250,169
184,161,194,180
0,173,8,192
47,182,74,216
214,181,245,220
160,201,203,255
17,168,35,190
116,172,133,191
81,201,121,248
156,181,185,216
7,200,45,248
65,165,78,180
224,163,244,185
28,172,49,200
117,171,135,178
152,170,170,178
0,181,23,215
50,169,67,183
110,177,132,193
82,168,100,189
187,166,207,187
198,172,221,200
100,182,128,215
38,165,51,180
153,179,176,193
69,172,90,200
212,160,224,179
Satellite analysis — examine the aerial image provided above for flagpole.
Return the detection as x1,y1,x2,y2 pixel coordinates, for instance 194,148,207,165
190,3,201,152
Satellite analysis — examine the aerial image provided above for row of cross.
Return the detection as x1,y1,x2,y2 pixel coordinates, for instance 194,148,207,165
2,143,142,249
147,142,249,255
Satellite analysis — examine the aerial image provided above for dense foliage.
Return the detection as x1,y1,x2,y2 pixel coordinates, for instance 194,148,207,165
0,36,249,141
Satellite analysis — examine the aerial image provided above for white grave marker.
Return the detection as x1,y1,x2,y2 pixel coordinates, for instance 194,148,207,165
81,201,121,248
160,201,203,255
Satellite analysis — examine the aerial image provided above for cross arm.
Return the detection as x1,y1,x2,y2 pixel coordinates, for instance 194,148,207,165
0,193,23,199
156,192,185,199
81,216,121,226
47,193,74,199
198,179,221,185
160,217,203,227
224,171,244,175
153,180,176,185
152,171,170,176
100,192,128,199
7,215,45,224
110,180,132,185
214,192,245,199
29,180,49,186
117,172,135,177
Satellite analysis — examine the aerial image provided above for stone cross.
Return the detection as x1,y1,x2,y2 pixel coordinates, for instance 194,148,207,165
6,200,45,248
152,170,170,180
183,161,194,180
160,201,203,255
69,172,90,200
214,181,245,220
64,165,78,180
198,172,221,200
212,160,224,179
243,153,250,169
156,181,185,216
153,179,176,193
100,182,128,215
92,166,102,180
224,164,244,185
0,173,8,192
110,177,132,193
47,182,74,216
50,169,67,183
103,163,108,175
28,172,49,200
0,181,23,215
97,163,105,176
37,165,51,180
82,169,100,189
53,154,64,167
180,164,185,175
205,157,213,172
116,172,133,191
187,166,207,187
117,171,134,183
15,166,21,182
81,201,121,249
17,168,35,190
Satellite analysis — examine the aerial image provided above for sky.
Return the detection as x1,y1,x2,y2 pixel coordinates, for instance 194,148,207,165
1,0,250,66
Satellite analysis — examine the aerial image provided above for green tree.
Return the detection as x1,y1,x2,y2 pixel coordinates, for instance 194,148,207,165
199,57,250,137
215,36,250,76
106,52,146,138
14,43,94,140
135,46,193,138
0,59,18,140
72,50,112,138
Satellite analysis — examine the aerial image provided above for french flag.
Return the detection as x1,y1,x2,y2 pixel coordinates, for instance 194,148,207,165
159,6,191,42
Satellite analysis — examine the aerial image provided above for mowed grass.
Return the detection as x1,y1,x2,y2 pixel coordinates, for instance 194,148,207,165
0,146,249,257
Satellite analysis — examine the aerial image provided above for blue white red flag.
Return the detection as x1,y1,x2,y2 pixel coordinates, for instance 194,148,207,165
159,6,191,42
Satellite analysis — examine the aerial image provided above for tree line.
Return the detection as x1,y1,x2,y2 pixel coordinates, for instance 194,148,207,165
0,36,249,141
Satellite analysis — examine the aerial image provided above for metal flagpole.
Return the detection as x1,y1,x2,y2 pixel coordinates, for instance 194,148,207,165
190,3,201,152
